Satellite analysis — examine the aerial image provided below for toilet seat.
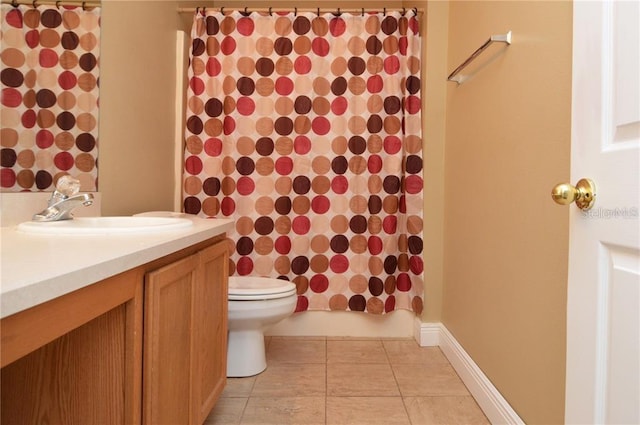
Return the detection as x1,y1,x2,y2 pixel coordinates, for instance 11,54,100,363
228,276,297,300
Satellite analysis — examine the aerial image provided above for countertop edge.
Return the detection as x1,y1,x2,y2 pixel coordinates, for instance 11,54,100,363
1,218,233,319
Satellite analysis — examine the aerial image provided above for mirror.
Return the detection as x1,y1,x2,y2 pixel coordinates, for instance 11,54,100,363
0,2,101,193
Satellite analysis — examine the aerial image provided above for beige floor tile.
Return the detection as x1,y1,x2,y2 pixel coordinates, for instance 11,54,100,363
209,337,490,425
326,397,411,425
221,376,257,398
252,364,326,397
267,337,326,364
327,339,388,364
240,397,325,425
404,396,490,424
205,397,247,425
383,339,450,365
327,363,400,396
392,363,470,396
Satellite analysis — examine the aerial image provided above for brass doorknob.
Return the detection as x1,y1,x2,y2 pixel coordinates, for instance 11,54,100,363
551,178,596,211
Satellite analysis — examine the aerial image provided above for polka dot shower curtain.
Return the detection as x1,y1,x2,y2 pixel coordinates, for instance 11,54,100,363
0,4,100,192
183,9,424,315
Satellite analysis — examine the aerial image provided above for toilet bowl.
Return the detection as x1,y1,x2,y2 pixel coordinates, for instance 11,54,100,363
227,276,297,377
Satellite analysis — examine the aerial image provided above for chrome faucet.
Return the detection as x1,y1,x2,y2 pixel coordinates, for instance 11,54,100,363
33,176,94,222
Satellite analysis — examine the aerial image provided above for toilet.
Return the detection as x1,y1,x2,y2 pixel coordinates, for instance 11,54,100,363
227,276,298,377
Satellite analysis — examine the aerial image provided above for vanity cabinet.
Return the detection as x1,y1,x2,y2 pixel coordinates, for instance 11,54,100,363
1,270,144,424
0,236,228,425
144,241,228,425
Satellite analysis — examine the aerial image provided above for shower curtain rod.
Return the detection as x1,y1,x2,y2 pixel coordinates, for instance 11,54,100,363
1,0,99,7
177,6,423,16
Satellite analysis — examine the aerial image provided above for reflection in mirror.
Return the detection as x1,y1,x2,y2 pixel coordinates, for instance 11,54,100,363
0,0,101,192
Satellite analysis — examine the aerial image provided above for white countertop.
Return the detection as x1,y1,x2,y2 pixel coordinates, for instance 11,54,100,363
0,215,233,319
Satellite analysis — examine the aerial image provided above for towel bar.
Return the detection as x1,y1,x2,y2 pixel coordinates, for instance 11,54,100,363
448,31,512,84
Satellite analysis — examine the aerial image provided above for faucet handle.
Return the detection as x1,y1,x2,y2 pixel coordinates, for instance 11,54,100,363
55,175,81,197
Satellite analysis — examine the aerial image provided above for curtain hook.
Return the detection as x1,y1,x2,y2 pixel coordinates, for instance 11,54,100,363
32,0,37,8
402,7,406,16
56,0,60,7
244,6,248,14
294,7,297,16
82,1,86,10
412,7,418,16
220,6,224,14
268,6,272,16
11,0,18,7
383,7,386,16
317,7,320,16
361,8,364,16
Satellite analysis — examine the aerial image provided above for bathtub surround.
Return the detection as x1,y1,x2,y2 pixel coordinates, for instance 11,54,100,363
0,4,100,192
183,9,424,315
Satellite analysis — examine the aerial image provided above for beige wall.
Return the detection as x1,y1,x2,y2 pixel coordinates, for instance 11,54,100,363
442,1,571,423
418,0,447,323
100,0,182,216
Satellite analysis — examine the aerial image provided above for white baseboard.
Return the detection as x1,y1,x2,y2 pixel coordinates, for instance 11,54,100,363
414,319,442,346
415,321,525,425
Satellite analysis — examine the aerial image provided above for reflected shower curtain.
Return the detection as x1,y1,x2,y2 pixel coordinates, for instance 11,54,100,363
0,4,100,192
184,9,423,314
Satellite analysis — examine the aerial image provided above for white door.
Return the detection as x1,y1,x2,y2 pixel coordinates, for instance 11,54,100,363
565,1,640,424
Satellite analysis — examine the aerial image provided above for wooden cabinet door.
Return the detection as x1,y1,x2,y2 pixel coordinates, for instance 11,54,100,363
193,241,229,423
144,240,229,425
144,254,199,425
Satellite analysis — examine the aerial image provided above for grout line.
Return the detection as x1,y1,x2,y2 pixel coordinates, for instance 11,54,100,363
238,397,249,425
385,341,404,398
324,337,328,424
401,396,414,425
385,339,417,424
381,338,393,365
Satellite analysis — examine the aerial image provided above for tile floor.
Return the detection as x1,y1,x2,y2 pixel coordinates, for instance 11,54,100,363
205,337,490,425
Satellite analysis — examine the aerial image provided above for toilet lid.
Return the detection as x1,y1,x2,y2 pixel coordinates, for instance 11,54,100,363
228,277,297,300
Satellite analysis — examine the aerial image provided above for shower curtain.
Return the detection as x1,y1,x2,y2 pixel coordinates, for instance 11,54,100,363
184,9,424,314
0,3,100,192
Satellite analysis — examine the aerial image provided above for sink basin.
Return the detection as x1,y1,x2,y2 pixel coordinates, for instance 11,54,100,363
17,216,194,235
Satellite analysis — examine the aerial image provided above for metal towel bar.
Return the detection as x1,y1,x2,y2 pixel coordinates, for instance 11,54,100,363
448,31,512,84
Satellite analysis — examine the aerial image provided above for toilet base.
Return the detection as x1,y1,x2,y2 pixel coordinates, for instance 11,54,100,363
227,329,267,377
